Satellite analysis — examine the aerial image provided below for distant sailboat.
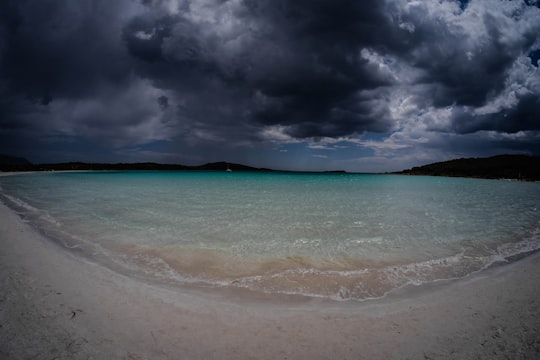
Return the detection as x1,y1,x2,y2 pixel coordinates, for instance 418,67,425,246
226,163,232,172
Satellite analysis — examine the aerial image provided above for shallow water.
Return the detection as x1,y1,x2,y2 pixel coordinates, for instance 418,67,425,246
1,171,539,300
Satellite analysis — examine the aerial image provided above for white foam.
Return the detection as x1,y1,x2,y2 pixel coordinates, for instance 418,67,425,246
349,237,384,244
495,228,540,260
4,194,39,212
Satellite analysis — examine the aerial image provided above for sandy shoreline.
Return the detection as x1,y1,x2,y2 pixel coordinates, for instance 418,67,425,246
1,200,540,359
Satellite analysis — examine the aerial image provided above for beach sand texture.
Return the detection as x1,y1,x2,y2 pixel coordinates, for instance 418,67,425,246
1,200,540,359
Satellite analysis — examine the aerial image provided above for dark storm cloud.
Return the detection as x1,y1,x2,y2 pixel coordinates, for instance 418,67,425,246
119,0,400,139
386,1,537,107
0,1,132,103
1,0,540,167
119,0,540,141
123,13,178,63
0,0,143,149
0,0,173,156
453,94,540,134
157,95,169,109
243,0,398,137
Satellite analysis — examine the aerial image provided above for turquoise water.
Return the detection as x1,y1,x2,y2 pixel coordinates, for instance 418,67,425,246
1,171,539,300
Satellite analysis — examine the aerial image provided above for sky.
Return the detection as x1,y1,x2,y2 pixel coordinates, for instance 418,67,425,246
1,0,539,172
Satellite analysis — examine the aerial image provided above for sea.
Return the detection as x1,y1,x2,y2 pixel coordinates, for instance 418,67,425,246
1,171,539,301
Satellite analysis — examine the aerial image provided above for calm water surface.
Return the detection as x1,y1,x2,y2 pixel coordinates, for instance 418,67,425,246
1,171,539,300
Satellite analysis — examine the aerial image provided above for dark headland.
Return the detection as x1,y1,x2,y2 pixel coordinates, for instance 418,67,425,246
393,154,540,181
0,156,271,173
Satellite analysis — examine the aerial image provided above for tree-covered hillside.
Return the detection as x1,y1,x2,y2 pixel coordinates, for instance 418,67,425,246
395,155,540,181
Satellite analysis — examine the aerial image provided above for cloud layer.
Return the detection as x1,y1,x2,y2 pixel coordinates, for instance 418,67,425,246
1,0,539,170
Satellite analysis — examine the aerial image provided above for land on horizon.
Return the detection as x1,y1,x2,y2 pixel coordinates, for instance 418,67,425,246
393,154,540,182
1,153,539,181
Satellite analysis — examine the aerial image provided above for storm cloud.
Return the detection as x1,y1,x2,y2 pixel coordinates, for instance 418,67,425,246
1,0,539,170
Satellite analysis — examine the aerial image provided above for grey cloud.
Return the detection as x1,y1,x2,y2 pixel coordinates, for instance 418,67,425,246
122,0,399,140
240,0,398,136
123,13,178,63
123,0,539,143
495,94,540,132
1,0,540,166
0,0,140,144
158,95,169,109
390,1,537,107
453,94,540,134
0,0,133,102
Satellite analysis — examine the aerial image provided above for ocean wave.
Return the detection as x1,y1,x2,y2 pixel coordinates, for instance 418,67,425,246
234,241,540,301
2,194,62,227
110,230,540,302
495,226,540,260
3,194,39,212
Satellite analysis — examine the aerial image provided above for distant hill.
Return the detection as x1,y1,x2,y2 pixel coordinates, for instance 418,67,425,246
0,154,32,170
395,155,540,181
192,162,273,172
0,160,273,172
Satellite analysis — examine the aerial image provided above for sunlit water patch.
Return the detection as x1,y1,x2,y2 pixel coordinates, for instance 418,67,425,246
1,171,539,300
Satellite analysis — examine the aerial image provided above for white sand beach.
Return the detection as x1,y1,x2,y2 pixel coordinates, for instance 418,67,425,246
1,198,539,359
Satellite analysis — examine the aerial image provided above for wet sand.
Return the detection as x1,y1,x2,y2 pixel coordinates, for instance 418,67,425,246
1,199,539,359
